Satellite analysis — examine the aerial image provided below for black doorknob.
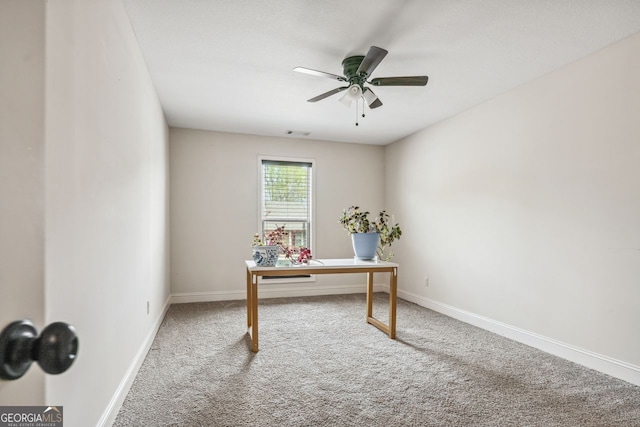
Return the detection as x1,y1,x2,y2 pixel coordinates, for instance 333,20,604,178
0,320,79,380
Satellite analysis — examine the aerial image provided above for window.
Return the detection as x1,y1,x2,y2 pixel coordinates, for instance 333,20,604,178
259,157,314,277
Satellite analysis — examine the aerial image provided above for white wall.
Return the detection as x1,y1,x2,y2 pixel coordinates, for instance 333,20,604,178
45,0,170,426
0,0,46,405
385,32,640,383
170,128,385,300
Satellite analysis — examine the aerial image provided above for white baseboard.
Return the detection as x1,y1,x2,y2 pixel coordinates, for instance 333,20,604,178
171,283,387,304
398,289,640,387
98,295,172,427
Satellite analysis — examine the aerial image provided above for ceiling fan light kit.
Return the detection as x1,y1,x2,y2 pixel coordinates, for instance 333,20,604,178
339,84,363,108
294,46,428,125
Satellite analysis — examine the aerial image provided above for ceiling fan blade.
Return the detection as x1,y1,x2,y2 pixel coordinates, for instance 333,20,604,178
293,67,346,82
363,88,383,109
307,86,348,102
369,76,429,86
356,46,388,77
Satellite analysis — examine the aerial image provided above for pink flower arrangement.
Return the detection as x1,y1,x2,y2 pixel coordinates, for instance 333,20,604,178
251,225,312,264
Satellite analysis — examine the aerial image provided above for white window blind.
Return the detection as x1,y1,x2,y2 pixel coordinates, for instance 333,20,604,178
261,159,312,251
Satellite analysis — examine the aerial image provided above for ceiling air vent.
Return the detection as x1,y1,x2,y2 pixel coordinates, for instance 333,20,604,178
285,130,311,136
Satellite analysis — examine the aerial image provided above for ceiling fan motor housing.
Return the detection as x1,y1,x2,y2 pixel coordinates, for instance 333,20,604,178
342,55,367,88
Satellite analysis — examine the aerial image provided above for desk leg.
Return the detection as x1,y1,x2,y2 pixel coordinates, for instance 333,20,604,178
389,267,397,339
246,268,252,328
251,274,259,352
366,271,374,318
368,268,397,339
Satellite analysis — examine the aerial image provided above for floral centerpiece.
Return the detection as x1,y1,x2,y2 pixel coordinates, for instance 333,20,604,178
251,225,312,266
339,206,402,261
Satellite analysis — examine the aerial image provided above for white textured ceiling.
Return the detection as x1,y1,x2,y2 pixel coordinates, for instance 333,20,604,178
122,0,640,145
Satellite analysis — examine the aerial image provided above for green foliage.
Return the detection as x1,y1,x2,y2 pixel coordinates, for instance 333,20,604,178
264,165,308,202
338,206,371,233
374,210,402,261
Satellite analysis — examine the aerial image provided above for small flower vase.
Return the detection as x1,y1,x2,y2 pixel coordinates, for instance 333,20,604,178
252,245,279,267
351,232,379,260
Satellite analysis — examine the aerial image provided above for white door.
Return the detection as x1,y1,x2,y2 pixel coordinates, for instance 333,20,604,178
0,0,47,405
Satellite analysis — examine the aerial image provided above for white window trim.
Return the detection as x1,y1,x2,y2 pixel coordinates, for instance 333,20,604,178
257,154,316,284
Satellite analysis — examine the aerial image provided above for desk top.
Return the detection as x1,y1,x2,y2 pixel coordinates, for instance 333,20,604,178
245,258,398,271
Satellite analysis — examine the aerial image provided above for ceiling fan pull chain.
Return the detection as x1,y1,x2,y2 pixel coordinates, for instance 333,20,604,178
355,100,359,126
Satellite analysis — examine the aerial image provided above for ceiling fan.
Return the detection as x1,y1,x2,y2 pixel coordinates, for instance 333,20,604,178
294,46,428,113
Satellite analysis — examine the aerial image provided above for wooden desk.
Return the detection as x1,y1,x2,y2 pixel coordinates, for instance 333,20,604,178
245,258,398,352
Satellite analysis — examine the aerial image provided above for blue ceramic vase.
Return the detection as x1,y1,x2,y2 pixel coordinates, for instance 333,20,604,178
351,232,379,260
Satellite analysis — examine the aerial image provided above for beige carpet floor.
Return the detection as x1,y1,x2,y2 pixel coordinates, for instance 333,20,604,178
114,293,640,426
